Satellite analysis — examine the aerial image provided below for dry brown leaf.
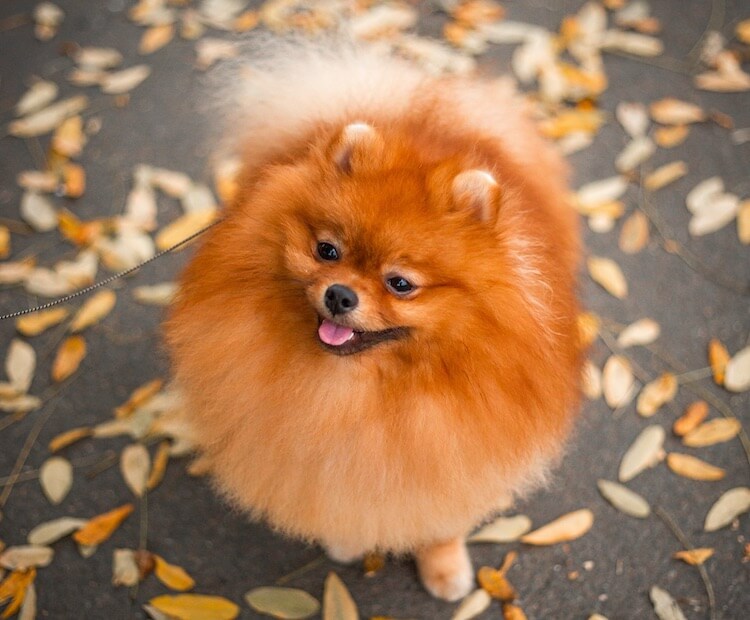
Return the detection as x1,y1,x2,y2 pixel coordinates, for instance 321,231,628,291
133,283,178,306
149,594,240,620
637,373,677,417
147,441,171,491
602,355,634,408
16,308,69,337
73,504,134,546
51,115,85,157
113,548,140,587
20,192,57,232
520,509,593,545
686,177,723,213
101,65,151,94
616,102,649,137
600,30,663,56
17,580,36,620
587,257,628,299
649,98,705,125
673,401,708,437
51,336,86,382
363,552,384,577
478,566,516,601
0,394,42,414
121,444,150,497
469,515,532,543
708,339,730,385
39,456,73,504
689,193,739,236
0,568,36,618
644,161,687,191
619,210,649,254
15,80,58,117
115,378,163,418
650,585,686,620
62,162,86,198
139,24,174,54
74,47,123,69
502,602,528,620
70,289,116,332
323,571,358,620
8,95,88,138
244,586,320,619
0,259,34,285
615,136,655,173
538,109,605,139
618,318,660,348
154,555,195,592
49,426,93,452
704,487,750,531
6,339,36,393
0,225,9,259
666,453,725,481
27,517,86,546
725,346,750,392
738,200,750,244
683,418,741,447
156,209,218,251
619,425,665,482
0,547,53,570
597,479,651,518
654,125,689,148
452,588,491,620
673,548,714,566
737,19,750,43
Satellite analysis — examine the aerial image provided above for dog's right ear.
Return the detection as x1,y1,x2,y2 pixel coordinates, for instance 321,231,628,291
333,122,384,174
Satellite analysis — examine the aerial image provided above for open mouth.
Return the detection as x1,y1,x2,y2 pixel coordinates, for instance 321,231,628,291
317,317,409,356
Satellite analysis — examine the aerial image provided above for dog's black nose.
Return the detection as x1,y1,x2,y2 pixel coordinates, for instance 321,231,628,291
324,284,358,315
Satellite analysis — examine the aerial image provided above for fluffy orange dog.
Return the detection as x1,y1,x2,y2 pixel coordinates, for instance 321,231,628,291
166,46,582,601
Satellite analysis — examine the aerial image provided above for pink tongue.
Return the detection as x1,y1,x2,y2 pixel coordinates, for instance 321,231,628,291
318,319,355,346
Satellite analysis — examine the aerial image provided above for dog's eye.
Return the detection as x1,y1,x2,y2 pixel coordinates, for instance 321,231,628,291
317,242,339,261
386,276,414,295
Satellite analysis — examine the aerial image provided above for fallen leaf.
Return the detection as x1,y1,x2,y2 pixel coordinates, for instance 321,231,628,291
644,162,687,191
49,426,93,452
673,548,714,566
686,177,723,213
689,193,739,236
15,80,58,117
73,47,123,69
20,191,57,232
244,586,320,619
115,378,163,418
133,283,178,306
650,585,686,620
73,504,134,546
147,441,171,491
597,479,650,518
6,339,36,393
125,184,157,231
468,515,532,543
649,98,705,125
666,453,725,481
0,547,53,570
154,555,195,592
576,177,628,208
363,552,384,577
725,346,750,392
0,394,42,413
588,257,628,299
616,102,649,137
451,589,491,620
181,183,217,214
683,418,741,447
39,456,73,504
155,209,218,251
0,225,9,259
0,568,36,618
51,115,85,157
619,210,649,254
16,308,69,337
673,401,708,437
113,548,140,587
139,24,174,54
738,200,750,244
708,339,730,385
148,594,240,620
581,361,602,400
51,336,86,382
69,289,116,332
704,487,750,531
18,580,36,620
195,38,238,71
8,96,88,138
619,425,665,482
615,136,655,173
654,125,689,148
477,566,516,600
101,65,151,94
600,30,663,56
577,312,600,347
618,318,660,348
520,509,593,545
27,517,86,545
323,572,358,620
62,162,86,198
602,355,634,409
150,168,192,198
637,373,677,417
737,19,750,44
502,602,528,620
121,444,150,497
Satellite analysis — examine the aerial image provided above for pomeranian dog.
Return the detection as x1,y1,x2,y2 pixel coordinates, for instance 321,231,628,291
165,43,582,601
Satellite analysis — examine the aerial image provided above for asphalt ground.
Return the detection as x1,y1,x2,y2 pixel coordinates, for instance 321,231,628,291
0,1,749,619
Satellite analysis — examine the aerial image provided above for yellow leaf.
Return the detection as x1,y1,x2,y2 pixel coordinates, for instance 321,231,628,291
644,161,687,191
649,98,705,125
154,555,195,591
587,256,628,299
323,572,358,620
147,440,171,491
73,504,134,546
737,19,750,44
619,210,649,254
538,109,605,139
156,209,218,252
0,226,10,259
520,509,593,545
667,453,725,481
708,339,729,385
63,163,86,198
16,307,69,336
148,594,240,620
673,548,714,566
0,569,35,619
602,355,634,409
51,115,85,158
683,418,741,447
51,336,86,382
139,24,174,54
502,602,528,620
636,373,677,417
70,289,116,332
49,426,93,452
738,200,750,244
672,401,708,437
115,378,163,418
654,124,689,148
577,312,600,348
478,566,516,601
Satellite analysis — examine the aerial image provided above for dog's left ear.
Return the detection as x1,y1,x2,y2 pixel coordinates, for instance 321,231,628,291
333,122,384,174
452,170,502,222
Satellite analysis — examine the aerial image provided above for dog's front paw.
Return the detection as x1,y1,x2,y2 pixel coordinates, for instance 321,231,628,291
415,538,474,602
323,541,365,565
